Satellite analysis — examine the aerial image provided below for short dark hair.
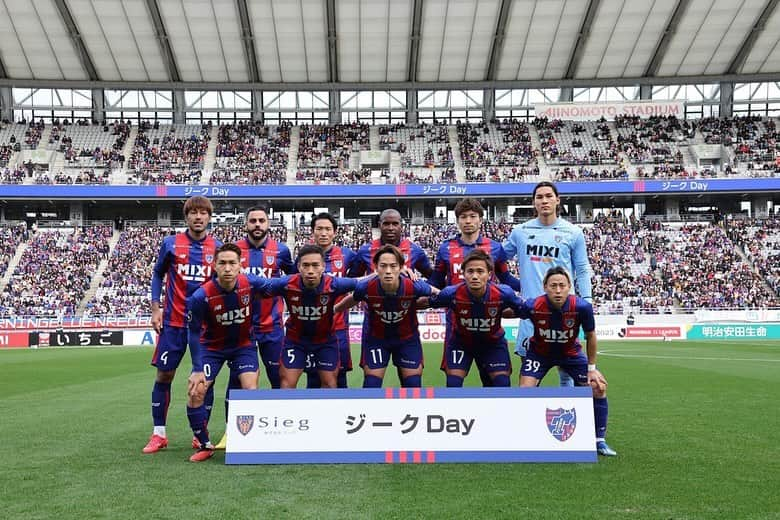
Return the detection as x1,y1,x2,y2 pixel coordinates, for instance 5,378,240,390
311,212,338,231
183,196,213,217
372,244,404,266
245,205,269,220
379,208,401,224
543,266,571,285
462,249,493,272
215,243,241,260
454,198,484,218
297,244,324,261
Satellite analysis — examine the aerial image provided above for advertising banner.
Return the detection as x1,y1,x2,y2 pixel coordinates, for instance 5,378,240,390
29,330,124,347
226,387,596,464
686,324,780,340
0,332,30,348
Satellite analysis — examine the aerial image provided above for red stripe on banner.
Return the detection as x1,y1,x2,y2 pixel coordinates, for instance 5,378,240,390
156,185,168,197
399,387,407,399
385,451,393,464
385,387,393,399
426,451,436,463
426,387,434,399
412,387,420,399
413,451,422,463
634,180,645,192
399,451,407,463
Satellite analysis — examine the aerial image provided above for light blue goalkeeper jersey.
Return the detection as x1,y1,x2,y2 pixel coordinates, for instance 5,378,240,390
503,216,593,353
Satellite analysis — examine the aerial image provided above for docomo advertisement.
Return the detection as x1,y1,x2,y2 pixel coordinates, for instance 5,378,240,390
534,101,685,121
225,387,596,464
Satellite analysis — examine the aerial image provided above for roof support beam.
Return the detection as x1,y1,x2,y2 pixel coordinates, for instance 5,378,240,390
145,0,181,82
644,0,691,77
408,0,424,82
565,0,601,79
728,0,779,74
486,0,513,80
326,0,339,82
0,55,6,78
236,0,260,82
53,0,99,80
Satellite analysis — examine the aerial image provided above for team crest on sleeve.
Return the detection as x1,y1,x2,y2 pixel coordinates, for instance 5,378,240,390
237,415,255,436
546,408,576,442
320,295,330,305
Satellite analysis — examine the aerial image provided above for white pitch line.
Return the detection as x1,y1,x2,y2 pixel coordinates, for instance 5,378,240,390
598,351,780,362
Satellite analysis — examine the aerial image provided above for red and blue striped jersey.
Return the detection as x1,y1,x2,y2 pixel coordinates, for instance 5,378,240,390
265,274,358,344
429,234,522,291
186,274,272,371
429,282,523,348
515,294,595,358
350,238,432,277
352,276,433,341
293,245,357,332
236,237,294,334
151,232,221,328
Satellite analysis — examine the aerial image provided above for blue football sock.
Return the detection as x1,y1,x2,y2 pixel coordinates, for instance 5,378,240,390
479,369,493,387
306,371,322,389
594,397,609,439
491,374,510,387
203,384,214,423
187,405,210,447
266,365,281,389
363,375,383,388
401,374,422,388
446,374,464,387
337,371,348,389
151,381,171,427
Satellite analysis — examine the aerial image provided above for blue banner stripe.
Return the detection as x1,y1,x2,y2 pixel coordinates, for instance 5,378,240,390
1,178,778,199
228,387,593,400
226,450,596,464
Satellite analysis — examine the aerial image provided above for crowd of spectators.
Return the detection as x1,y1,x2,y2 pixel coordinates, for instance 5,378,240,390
553,166,628,182
534,117,619,166
614,115,690,164
0,226,112,318
296,168,372,184
0,224,27,277
33,169,109,185
458,121,535,167
724,216,780,302
212,122,290,184
380,123,452,168
298,123,369,170
128,122,210,181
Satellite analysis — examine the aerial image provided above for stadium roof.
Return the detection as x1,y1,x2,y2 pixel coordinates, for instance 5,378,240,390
0,0,779,89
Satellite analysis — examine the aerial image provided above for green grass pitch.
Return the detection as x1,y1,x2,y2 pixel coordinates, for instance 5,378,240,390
2,340,779,519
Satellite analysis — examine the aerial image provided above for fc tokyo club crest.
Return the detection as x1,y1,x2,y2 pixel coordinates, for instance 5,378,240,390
320,295,330,305
241,294,250,306
205,255,214,263
488,307,498,317
237,415,254,436
554,235,563,243
266,255,275,266
333,259,343,269
565,318,575,328
401,300,411,309
546,408,577,442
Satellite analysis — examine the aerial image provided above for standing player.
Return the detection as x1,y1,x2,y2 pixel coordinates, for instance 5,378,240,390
503,181,593,387
334,244,438,388
210,205,294,450
302,212,358,389
425,250,524,387
515,266,616,456
143,195,221,454
350,208,433,278
185,244,269,462
264,244,359,389
428,198,522,386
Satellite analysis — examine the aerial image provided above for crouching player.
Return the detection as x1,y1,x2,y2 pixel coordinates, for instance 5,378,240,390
185,244,268,462
334,244,438,388
515,266,617,456
423,249,523,387
265,244,359,389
